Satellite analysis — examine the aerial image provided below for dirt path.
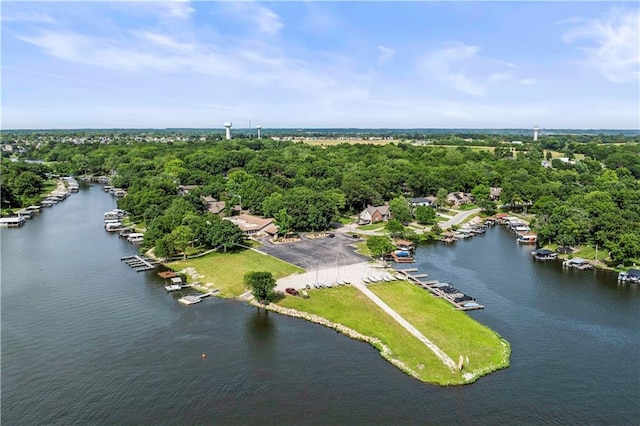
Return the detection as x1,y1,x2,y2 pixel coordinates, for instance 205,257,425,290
351,280,457,371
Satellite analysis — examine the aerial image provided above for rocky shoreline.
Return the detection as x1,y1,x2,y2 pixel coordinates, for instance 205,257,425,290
248,299,511,385
249,299,424,381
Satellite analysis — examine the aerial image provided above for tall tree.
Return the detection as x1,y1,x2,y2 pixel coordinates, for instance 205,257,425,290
366,236,395,258
244,271,277,305
388,196,412,223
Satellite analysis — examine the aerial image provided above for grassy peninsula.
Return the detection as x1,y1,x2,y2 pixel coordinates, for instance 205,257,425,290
278,283,510,385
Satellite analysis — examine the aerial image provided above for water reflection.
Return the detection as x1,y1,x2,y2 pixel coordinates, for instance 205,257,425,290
245,307,276,359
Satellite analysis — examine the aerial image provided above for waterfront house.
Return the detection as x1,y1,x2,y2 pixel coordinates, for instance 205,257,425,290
446,192,474,207
408,197,437,208
224,214,278,237
359,205,391,225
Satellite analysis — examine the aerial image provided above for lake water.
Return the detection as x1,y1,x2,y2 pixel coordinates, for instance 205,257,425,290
2,185,639,425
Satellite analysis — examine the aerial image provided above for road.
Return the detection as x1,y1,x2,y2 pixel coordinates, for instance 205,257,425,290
439,208,481,229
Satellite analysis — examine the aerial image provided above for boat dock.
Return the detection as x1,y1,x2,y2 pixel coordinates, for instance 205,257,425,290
120,255,157,272
178,290,219,305
395,269,484,311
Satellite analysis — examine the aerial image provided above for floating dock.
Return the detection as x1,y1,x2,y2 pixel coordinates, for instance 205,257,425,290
120,255,157,272
178,290,218,305
395,269,484,311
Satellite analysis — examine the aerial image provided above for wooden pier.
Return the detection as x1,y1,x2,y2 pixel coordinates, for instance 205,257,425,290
394,269,484,311
120,255,157,272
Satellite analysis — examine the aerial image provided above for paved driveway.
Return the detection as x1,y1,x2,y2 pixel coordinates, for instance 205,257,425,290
256,233,369,270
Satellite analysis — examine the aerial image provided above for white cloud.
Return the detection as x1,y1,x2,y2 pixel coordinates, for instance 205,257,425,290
520,79,537,85
134,31,194,52
377,46,396,64
221,3,283,35
562,7,640,83
162,0,194,20
254,5,284,35
1,11,55,24
419,41,511,96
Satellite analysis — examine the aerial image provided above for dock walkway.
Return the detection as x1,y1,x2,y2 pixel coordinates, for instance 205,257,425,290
395,270,484,311
121,255,157,272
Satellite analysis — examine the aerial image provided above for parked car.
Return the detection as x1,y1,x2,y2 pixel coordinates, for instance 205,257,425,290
285,288,299,296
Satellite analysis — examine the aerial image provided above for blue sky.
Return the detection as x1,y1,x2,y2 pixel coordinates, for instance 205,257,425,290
2,1,639,129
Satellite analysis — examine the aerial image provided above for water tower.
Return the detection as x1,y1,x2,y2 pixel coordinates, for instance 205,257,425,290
256,125,262,139
224,122,232,140
533,125,539,142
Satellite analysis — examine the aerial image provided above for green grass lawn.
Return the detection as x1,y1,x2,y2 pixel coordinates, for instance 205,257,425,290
358,222,386,231
458,203,479,211
42,179,59,193
168,249,303,298
571,244,610,263
277,286,467,384
337,216,355,225
354,241,372,257
369,281,510,381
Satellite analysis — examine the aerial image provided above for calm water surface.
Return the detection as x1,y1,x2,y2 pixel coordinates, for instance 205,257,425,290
2,185,639,425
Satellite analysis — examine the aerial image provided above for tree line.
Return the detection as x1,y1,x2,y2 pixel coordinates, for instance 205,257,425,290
6,132,640,265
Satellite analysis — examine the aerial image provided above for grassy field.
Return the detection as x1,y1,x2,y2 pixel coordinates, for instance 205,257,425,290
303,139,396,146
353,241,372,257
369,282,510,380
428,145,495,152
277,286,469,384
168,249,303,297
278,282,510,385
357,222,386,231
337,216,355,225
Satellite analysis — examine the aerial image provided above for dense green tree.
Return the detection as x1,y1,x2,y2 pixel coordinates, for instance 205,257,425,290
366,236,395,258
388,197,412,223
415,205,436,225
274,208,293,236
385,219,405,237
171,225,194,259
244,271,276,304
435,188,448,211
608,233,640,265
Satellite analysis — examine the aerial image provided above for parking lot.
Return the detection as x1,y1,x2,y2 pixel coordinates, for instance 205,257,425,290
256,232,369,271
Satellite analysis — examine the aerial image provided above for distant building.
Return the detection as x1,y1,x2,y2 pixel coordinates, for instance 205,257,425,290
489,187,502,201
408,197,437,208
359,205,391,225
177,185,199,195
224,214,278,237
447,192,474,207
